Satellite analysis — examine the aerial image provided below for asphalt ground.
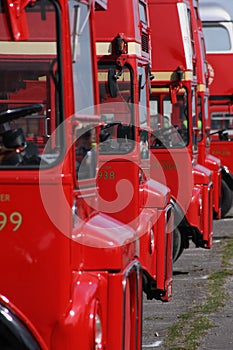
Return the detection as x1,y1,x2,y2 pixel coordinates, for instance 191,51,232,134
142,208,233,349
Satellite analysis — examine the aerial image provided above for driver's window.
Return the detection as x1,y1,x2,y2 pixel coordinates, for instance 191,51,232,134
75,126,97,181
98,64,133,106
69,1,95,113
138,66,147,124
98,63,134,154
149,92,188,148
0,0,61,168
196,95,203,141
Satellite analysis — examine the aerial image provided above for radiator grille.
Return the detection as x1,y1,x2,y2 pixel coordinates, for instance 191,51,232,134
141,32,149,53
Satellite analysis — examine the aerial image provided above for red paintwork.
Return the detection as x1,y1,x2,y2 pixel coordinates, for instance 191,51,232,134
206,55,233,174
199,3,233,175
189,0,222,218
95,0,173,301
148,0,213,248
149,0,191,72
207,54,233,97
210,141,233,173
94,0,144,51
0,0,143,348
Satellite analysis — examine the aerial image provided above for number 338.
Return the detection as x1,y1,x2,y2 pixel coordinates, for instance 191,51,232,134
0,212,22,231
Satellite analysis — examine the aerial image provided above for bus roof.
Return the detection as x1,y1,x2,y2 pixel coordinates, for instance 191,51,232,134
199,0,233,22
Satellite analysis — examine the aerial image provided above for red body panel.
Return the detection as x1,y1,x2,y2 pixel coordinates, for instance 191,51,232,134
95,0,173,301
149,1,190,72
148,0,213,249
205,53,233,174
210,141,233,173
207,54,233,97
199,0,233,178
94,1,142,46
189,0,222,218
0,0,143,348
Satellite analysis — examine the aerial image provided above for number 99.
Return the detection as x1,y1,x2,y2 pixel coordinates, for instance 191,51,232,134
0,212,22,231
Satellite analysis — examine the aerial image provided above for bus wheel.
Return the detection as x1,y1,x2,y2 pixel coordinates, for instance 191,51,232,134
221,179,233,218
173,227,183,262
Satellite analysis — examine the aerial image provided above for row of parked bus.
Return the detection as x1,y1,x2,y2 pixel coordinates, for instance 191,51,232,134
0,0,232,348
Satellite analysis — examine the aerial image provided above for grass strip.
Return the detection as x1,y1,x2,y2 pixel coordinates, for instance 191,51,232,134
164,238,233,350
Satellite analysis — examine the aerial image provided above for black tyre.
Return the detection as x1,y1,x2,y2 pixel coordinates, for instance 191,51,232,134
221,179,233,218
172,227,184,263
0,302,41,350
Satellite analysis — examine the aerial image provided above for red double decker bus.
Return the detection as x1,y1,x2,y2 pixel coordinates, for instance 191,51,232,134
95,0,173,303
0,0,145,348
199,0,233,216
148,0,213,261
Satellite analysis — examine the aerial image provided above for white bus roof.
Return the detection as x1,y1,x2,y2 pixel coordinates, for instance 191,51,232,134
199,0,233,22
